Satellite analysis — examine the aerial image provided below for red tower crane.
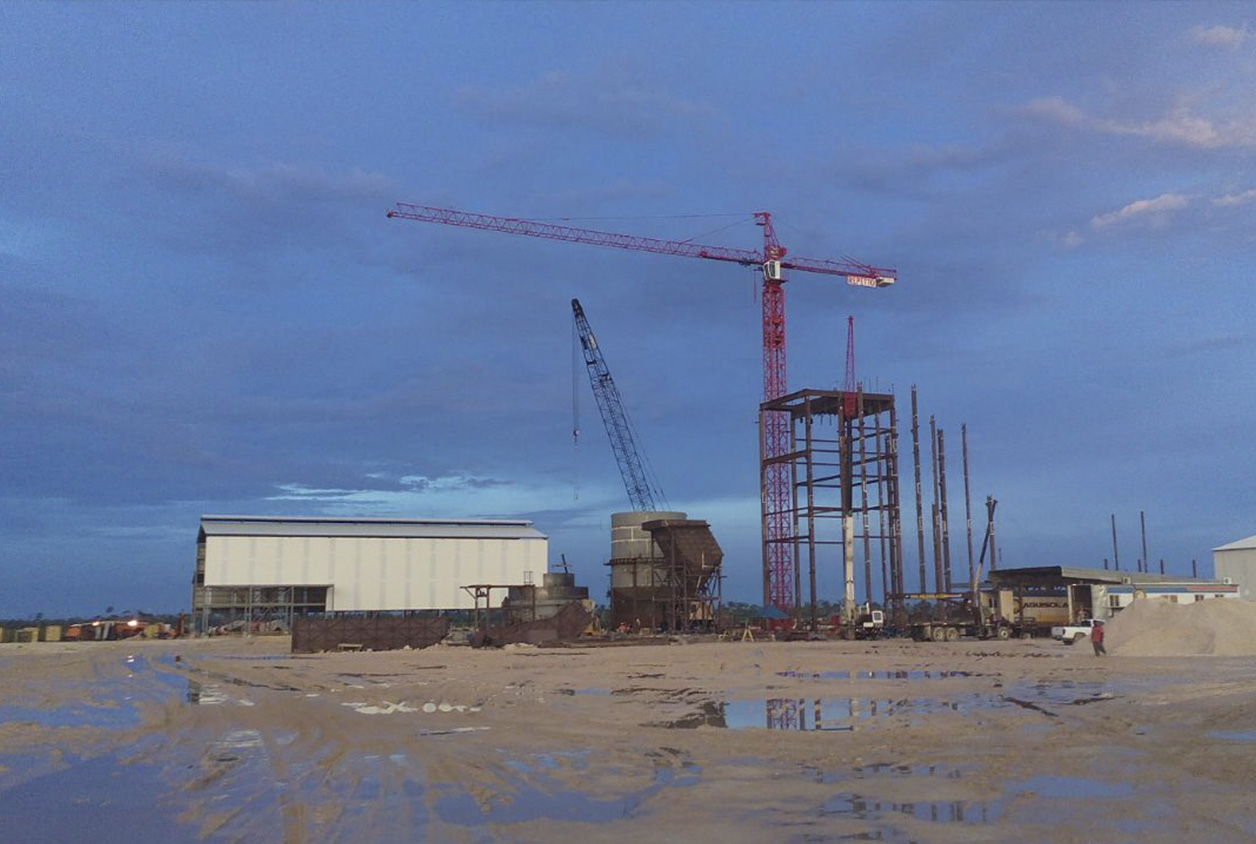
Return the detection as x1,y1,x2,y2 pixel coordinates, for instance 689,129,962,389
386,202,896,613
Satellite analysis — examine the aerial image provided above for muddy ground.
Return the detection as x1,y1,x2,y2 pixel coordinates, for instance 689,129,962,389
1,635,1254,843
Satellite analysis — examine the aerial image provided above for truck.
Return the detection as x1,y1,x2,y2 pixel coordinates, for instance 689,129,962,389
836,605,885,640
1051,618,1099,644
908,598,1013,642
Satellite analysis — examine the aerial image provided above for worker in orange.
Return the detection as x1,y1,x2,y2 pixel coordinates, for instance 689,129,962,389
1091,620,1107,656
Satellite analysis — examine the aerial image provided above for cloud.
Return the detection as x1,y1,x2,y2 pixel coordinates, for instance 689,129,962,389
1021,96,1086,126
150,159,396,205
266,473,613,521
453,70,718,137
1189,24,1252,50
1213,187,1256,207
1038,229,1085,248
1020,96,1256,150
1102,110,1234,148
1090,193,1192,229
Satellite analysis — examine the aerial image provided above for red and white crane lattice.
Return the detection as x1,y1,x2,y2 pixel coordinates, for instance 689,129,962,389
387,202,896,614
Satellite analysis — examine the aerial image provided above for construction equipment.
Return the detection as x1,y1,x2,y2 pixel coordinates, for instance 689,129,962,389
907,497,1015,641
571,298,663,511
387,203,896,613
832,602,885,639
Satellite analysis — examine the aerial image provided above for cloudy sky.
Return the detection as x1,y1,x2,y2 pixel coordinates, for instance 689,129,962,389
3,2,1254,617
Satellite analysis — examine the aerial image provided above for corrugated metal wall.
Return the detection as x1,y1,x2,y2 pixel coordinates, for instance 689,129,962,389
204,535,546,611
1215,547,1256,600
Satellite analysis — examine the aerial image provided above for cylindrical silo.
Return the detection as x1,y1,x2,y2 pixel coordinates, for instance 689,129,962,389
608,510,685,629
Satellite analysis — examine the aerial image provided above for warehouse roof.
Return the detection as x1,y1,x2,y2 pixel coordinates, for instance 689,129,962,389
987,565,1212,586
199,515,546,541
1214,534,1256,552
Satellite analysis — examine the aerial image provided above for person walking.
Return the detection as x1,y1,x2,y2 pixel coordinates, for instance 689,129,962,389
1091,619,1107,656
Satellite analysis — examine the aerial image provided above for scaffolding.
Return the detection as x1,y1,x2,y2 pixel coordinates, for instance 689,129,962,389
759,388,904,629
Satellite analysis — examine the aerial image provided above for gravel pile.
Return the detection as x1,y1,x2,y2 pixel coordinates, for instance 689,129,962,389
1106,597,1256,656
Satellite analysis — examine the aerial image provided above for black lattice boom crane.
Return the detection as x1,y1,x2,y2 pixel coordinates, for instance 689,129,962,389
571,298,662,512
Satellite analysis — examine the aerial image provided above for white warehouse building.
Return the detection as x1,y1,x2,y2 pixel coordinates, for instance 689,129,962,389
1214,533,1256,600
193,515,548,632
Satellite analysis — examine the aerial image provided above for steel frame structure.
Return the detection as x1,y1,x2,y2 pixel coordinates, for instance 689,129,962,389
192,585,329,636
388,203,895,613
759,388,904,628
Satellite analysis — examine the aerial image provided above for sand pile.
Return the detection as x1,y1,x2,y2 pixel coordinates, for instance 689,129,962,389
1105,598,1256,656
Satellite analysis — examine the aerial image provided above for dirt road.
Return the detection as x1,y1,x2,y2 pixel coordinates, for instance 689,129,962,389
2,636,1254,843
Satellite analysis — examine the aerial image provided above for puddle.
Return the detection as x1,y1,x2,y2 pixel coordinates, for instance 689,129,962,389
805,761,992,841
0,655,191,730
850,762,965,780
1008,775,1133,799
824,792,997,824
778,670,974,680
0,748,203,844
1208,730,1256,742
1,659,700,840
435,751,699,825
664,694,1019,731
157,653,301,693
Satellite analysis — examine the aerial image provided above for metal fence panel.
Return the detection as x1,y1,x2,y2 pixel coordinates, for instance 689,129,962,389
291,615,450,653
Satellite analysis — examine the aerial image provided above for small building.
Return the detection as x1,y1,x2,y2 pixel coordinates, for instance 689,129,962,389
986,565,1238,626
193,515,548,634
1213,534,1256,600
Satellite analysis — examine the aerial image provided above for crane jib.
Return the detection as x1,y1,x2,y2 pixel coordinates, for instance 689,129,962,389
569,298,664,512
388,202,894,281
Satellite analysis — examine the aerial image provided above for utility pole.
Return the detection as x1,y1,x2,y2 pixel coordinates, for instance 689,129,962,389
1140,510,1149,576
1110,514,1120,572
909,389,929,592
929,416,943,595
961,424,975,594
938,427,952,592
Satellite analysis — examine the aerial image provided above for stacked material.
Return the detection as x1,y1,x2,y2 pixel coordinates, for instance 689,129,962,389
1106,598,1256,656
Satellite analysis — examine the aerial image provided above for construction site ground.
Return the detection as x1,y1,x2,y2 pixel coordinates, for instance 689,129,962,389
2,636,1255,843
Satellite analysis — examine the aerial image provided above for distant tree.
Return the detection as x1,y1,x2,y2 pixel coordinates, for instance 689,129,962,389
105,605,115,615
34,612,44,623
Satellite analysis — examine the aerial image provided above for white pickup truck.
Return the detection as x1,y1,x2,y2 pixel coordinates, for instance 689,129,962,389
1051,618,1099,644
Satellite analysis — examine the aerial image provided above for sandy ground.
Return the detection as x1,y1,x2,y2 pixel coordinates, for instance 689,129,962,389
2,635,1255,843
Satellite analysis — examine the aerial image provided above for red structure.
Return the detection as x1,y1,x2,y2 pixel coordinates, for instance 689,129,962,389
759,389,904,629
388,203,895,613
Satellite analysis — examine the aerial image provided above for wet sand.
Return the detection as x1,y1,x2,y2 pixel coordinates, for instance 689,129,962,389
2,635,1255,843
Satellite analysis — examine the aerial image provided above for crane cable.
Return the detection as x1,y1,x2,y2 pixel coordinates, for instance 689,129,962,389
572,312,580,502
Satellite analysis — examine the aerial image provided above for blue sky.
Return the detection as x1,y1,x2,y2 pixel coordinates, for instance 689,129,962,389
2,2,1254,616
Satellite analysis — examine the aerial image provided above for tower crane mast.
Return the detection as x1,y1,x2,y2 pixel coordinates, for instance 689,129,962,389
388,201,896,613
571,299,661,512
